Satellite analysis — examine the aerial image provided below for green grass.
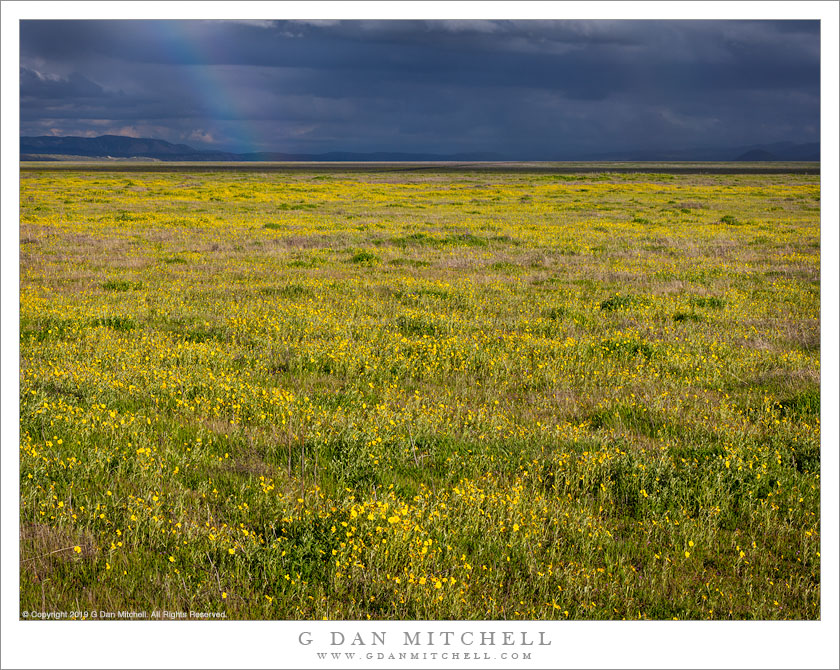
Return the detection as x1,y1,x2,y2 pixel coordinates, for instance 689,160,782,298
19,167,820,620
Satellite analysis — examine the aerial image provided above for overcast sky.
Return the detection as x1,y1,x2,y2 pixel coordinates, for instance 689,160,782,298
19,19,820,157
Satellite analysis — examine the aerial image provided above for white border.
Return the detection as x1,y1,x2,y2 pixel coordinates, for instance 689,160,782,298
1,0,839,20
2,3,838,669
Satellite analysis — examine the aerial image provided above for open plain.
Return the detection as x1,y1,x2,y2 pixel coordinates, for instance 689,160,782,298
19,165,820,619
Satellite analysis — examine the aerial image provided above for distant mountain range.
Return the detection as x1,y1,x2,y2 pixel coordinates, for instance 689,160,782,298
20,135,504,162
20,135,820,162
584,141,819,162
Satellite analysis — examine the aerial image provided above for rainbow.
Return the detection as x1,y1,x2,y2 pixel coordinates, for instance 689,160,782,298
153,21,263,153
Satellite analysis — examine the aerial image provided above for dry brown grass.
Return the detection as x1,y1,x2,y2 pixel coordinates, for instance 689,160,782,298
20,523,98,579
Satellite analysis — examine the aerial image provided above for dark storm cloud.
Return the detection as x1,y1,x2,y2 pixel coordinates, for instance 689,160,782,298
20,67,109,99
19,19,820,156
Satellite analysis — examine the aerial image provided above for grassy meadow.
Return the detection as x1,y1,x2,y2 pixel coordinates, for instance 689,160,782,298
19,166,820,619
